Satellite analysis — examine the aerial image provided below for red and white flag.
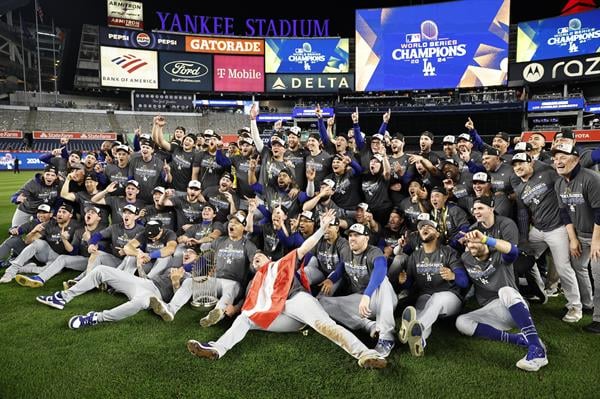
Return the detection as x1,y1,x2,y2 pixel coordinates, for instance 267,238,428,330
241,250,310,329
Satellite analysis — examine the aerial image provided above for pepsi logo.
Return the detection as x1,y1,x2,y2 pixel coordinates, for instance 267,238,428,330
136,32,151,47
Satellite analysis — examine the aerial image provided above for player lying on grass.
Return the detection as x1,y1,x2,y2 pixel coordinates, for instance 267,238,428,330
35,247,200,329
186,209,388,369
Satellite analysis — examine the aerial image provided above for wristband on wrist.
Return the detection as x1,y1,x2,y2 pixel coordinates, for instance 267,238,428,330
485,236,497,247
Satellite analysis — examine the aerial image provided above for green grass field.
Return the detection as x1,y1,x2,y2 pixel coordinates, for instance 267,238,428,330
0,171,598,398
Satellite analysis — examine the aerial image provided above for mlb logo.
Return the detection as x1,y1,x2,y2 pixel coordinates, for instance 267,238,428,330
406,33,421,43
557,27,568,34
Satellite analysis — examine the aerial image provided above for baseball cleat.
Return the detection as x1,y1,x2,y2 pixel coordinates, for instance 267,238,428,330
516,344,548,372
36,291,66,310
15,274,44,288
199,308,225,328
63,279,78,291
374,338,395,358
358,352,387,369
149,296,174,322
562,307,582,323
584,321,600,334
69,311,99,329
407,321,426,357
187,340,220,360
398,306,416,344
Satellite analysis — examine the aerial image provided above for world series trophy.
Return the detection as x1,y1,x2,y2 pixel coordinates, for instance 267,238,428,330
190,249,218,310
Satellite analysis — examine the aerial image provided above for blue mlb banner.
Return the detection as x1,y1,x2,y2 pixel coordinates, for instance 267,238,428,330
0,152,46,170
355,0,510,91
265,38,349,74
517,9,600,63
527,98,584,112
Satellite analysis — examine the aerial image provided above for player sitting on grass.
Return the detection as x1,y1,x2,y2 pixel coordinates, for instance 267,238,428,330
456,229,548,372
186,209,388,369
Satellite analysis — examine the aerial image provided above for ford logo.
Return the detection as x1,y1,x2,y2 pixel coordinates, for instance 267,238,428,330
163,61,208,78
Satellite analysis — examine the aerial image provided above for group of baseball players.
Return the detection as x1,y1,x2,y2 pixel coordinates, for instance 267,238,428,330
2,103,599,372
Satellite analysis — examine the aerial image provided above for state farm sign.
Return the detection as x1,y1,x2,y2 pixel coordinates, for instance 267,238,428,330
213,55,264,92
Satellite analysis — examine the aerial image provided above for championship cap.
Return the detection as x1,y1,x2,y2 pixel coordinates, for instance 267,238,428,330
472,172,491,183
348,223,370,236
122,204,139,215
145,220,163,239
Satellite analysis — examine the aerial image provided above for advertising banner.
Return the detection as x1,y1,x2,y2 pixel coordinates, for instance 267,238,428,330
33,132,118,140
214,55,264,92
266,73,354,93
99,27,183,51
509,53,600,85
107,0,144,30
159,52,212,91
527,98,584,112
517,9,600,63
521,130,600,143
265,38,349,73
185,36,264,55
0,152,46,170
355,0,510,91
0,131,23,139
585,104,600,114
133,92,194,111
100,46,158,89
292,107,334,118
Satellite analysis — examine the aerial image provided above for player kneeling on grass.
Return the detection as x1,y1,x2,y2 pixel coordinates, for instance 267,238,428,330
186,209,388,369
34,245,201,329
456,229,548,372
396,215,469,357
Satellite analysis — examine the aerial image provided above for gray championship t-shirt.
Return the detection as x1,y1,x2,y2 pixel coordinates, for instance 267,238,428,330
340,245,384,294
461,250,517,306
555,167,600,238
405,245,464,298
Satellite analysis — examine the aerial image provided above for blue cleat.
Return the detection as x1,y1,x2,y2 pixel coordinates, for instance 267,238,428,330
36,291,66,310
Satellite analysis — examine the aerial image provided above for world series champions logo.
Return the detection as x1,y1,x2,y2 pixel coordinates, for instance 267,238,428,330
391,20,467,77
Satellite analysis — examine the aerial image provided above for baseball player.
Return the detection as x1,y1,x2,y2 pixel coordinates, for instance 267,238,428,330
15,206,106,287
553,143,600,332
512,152,582,322
34,243,201,329
198,211,257,328
397,216,468,357
456,229,548,372
120,220,177,279
0,204,53,263
186,209,388,369
319,223,398,358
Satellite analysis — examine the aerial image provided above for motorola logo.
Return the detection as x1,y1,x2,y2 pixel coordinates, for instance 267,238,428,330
523,63,544,82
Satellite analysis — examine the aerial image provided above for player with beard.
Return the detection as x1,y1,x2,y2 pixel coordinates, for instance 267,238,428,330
319,223,398,358
202,172,239,223
397,217,468,357
104,144,132,196
252,167,301,218
456,133,482,174
465,118,513,162
438,157,474,208
198,211,257,328
15,206,106,287
456,229,548,372
361,153,392,226
302,178,349,228
462,172,512,218
416,131,441,165
388,133,410,204
121,221,177,279
153,115,201,195
159,180,205,233
128,137,166,203
324,153,363,212
175,203,224,257
11,165,61,227
195,129,229,190
442,135,458,162
216,136,259,199
0,204,53,265
284,126,307,189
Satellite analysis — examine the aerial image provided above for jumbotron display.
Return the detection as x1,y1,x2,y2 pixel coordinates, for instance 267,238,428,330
355,0,510,91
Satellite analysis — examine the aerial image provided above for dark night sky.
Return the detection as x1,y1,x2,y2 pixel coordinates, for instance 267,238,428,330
7,0,597,91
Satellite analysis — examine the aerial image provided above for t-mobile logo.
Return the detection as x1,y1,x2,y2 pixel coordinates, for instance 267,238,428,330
216,68,226,78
